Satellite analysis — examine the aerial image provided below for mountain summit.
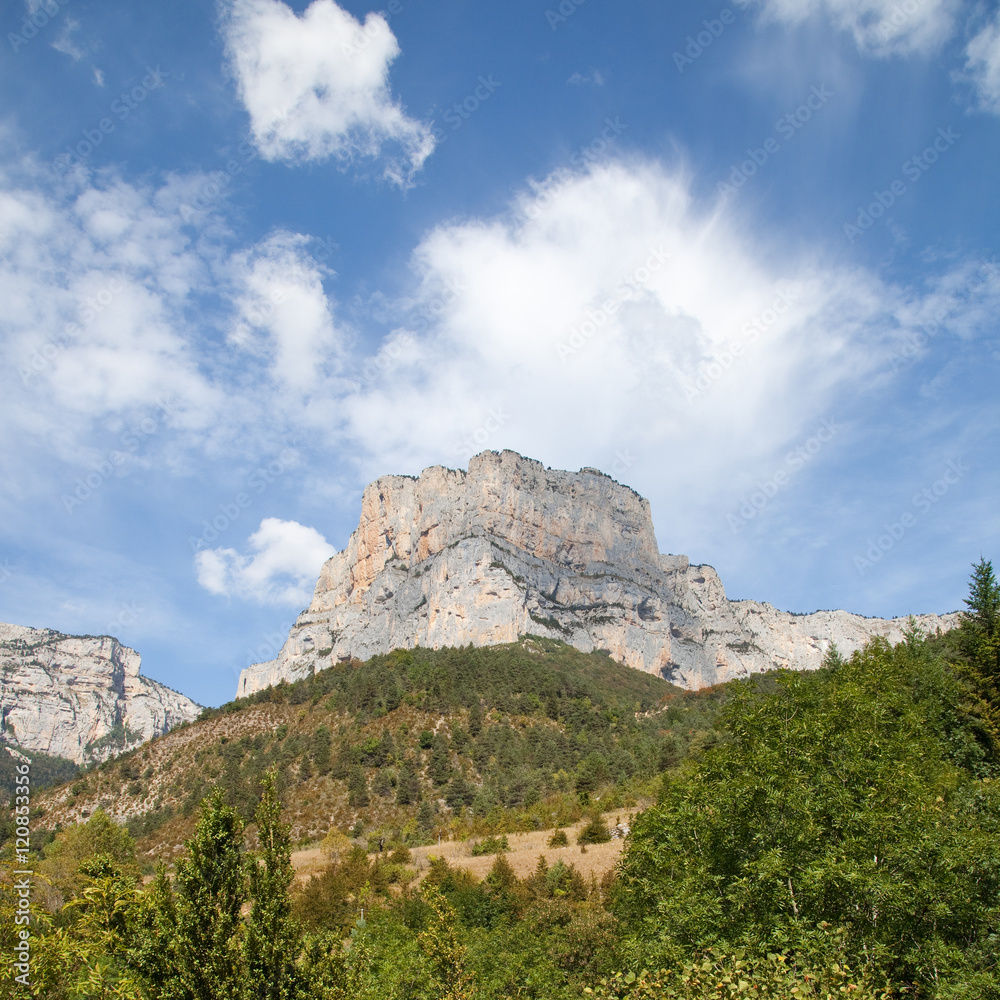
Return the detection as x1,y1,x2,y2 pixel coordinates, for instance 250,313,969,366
238,450,957,697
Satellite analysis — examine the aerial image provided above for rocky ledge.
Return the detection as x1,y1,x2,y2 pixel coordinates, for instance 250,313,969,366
238,450,958,697
0,623,201,764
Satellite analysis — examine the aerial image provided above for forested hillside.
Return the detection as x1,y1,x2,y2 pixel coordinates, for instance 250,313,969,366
26,635,724,864
1,560,997,999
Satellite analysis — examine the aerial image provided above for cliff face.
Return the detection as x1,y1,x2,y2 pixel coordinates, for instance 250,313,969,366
237,451,959,697
0,623,201,764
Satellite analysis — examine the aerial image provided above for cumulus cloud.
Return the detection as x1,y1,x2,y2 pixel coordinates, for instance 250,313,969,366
228,230,345,391
964,10,1000,112
757,0,960,56
339,159,999,524
195,517,335,604
222,0,435,183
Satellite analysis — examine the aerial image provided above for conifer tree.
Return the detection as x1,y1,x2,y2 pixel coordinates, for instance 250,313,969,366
246,771,299,1000
962,557,1000,677
171,789,248,1000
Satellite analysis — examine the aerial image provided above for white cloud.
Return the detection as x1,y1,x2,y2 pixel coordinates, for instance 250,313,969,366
195,517,335,604
222,0,435,183
568,70,606,86
757,0,960,56
339,159,998,523
964,10,1000,112
228,230,345,391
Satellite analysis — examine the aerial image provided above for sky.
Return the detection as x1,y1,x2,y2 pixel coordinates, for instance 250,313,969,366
1,0,998,708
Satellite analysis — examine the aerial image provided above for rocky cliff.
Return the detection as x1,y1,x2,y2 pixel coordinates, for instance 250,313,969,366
237,451,959,697
0,623,201,764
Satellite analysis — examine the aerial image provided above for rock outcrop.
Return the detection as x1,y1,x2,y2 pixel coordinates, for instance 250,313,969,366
238,451,959,697
0,623,201,764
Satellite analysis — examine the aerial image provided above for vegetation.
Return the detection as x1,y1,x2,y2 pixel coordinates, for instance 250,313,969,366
1,560,998,998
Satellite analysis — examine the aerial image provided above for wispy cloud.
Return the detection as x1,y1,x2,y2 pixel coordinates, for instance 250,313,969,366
757,0,960,56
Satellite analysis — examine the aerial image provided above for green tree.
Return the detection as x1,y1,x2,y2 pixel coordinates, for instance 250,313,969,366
311,726,332,775
961,557,1000,677
171,790,248,999
417,886,476,1000
614,636,1000,992
246,771,299,1000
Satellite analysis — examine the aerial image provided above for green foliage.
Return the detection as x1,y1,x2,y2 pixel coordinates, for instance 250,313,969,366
615,633,1000,993
470,835,509,856
246,771,300,1000
583,941,892,999
0,746,77,801
577,816,611,845
548,829,569,847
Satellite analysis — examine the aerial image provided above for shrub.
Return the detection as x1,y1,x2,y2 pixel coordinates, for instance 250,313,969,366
471,834,510,856
577,817,611,845
548,829,569,848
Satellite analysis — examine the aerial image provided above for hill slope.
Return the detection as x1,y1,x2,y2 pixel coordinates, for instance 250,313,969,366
31,637,727,864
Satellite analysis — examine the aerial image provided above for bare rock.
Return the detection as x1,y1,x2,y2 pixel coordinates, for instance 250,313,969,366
238,451,959,697
0,623,201,764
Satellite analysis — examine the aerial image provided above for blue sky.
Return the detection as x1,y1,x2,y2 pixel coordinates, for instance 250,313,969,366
1,0,998,707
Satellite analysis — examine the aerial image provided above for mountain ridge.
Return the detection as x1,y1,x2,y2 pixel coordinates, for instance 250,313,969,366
0,622,202,765
238,450,959,696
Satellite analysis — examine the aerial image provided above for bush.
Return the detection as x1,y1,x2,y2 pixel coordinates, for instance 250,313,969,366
577,817,611,845
548,829,569,848
471,834,510,856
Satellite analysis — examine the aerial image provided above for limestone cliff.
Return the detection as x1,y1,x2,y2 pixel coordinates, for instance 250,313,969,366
0,623,201,764
237,451,959,697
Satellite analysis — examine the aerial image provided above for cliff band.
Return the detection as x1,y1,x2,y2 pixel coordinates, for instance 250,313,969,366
0,623,201,764
238,451,958,697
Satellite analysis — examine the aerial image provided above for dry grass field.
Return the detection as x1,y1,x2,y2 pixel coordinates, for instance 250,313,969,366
290,808,640,886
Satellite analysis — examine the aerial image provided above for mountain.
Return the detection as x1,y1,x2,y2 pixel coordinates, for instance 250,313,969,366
31,637,716,864
0,623,201,765
238,450,958,697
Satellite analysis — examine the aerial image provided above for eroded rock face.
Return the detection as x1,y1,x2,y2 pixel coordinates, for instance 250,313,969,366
0,623,201,764
238,451,959,697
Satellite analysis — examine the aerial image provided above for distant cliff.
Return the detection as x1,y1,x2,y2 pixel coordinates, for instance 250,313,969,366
0,623,201,764
238,450,959,697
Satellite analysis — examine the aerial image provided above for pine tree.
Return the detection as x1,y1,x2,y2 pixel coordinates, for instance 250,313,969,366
311,725,332,775
172,789,249,1000
246,770,300,1000
962,557,1000,677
